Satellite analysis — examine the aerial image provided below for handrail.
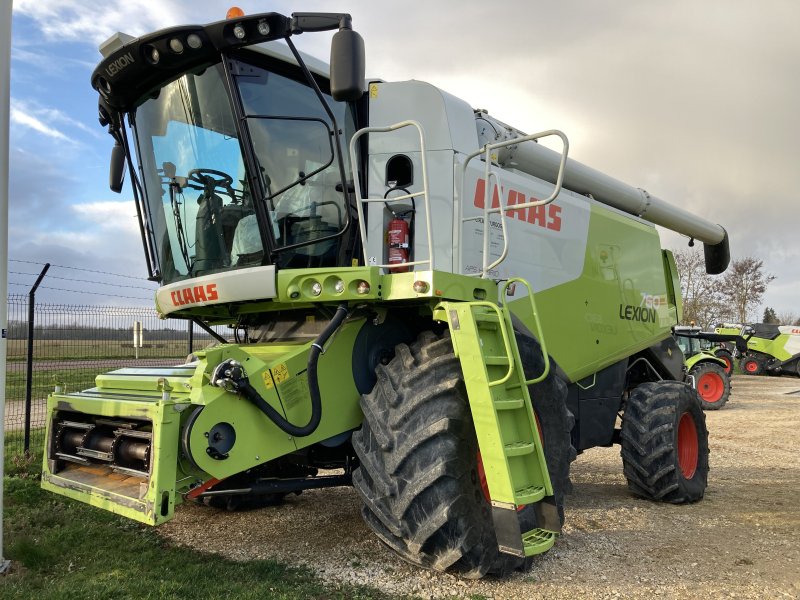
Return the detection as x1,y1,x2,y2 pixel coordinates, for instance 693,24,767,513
348,121,434,271
458,130,569,278
501,278,550,385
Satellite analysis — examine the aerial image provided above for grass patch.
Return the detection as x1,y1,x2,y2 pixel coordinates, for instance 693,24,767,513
1,456,394,599
4,430,44,477
4,368,99,402
4,339,195,362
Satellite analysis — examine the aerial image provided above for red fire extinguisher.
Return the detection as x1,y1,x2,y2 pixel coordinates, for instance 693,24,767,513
387,216,410,273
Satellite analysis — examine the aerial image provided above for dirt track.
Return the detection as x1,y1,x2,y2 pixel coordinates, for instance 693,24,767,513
160,375,800,599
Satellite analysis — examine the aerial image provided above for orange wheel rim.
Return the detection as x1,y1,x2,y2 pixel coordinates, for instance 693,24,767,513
697,372,724,402
677,412,699,478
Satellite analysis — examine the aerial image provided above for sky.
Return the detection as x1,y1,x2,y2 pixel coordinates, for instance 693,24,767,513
5,0,799,318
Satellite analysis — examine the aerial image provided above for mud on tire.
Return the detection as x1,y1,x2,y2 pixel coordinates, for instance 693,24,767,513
621,381,709,503
351,330,574,578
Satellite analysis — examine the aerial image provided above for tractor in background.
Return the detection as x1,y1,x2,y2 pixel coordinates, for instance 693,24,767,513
672,325,732,409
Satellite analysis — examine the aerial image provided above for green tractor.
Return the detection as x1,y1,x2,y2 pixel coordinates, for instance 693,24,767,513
672,326,731,410
735,324,800,377
40,10,732,578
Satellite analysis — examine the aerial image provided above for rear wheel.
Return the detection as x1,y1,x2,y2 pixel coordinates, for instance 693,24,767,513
690,362,730,410
352,330,573,578
740,355,765,375
714,350,734,375
620,381,709,503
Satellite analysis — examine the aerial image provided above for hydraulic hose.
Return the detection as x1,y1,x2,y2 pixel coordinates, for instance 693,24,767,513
211,304,349,437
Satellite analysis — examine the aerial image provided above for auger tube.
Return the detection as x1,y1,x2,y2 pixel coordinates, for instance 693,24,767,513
478,114,730,273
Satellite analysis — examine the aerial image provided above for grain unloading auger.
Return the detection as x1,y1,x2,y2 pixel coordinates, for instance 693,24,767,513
41,9,730,578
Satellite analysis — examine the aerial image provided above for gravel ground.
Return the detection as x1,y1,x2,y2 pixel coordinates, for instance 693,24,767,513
159,374,800,599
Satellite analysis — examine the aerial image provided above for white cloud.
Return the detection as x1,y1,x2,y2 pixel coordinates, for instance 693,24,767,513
10,100,70,140
14,0,208,44
10,98,99,142
71,200,140,234
11,46,95,71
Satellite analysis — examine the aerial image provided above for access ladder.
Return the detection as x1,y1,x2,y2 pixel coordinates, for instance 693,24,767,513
435,278,559,557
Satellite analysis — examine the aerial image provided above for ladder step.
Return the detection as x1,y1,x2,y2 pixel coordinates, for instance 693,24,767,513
484,355,510,366
515,484,547,505
504,441,535,457
521,528,557,557
494,397,525,410
476,320,499,331
473,312,501,324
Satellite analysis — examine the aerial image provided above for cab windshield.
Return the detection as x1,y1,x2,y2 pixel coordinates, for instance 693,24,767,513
675,334,701,357
133,54,353,284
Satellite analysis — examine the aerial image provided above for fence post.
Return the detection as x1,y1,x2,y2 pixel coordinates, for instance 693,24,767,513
133,320,142,359
1,0,14,574
24,262,49,453
188,319,193,355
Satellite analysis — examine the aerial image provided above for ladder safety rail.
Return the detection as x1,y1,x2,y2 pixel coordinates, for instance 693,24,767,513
349,121,435,272
501,278,550,385
458,130,570,278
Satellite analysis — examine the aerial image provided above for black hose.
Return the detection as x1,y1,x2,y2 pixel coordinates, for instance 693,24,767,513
223,304,349,437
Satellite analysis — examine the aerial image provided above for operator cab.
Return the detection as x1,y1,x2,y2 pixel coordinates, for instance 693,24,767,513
672,325,703,358
95,12,365,289
134,56,355,282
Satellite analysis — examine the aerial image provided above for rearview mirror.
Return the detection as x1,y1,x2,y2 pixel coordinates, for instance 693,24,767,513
110,142,126,193
330,28,365,102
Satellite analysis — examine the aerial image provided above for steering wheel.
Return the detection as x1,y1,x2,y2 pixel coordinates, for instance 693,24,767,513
187,168,234,191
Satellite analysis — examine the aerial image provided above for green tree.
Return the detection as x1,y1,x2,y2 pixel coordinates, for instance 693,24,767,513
763,307,779,324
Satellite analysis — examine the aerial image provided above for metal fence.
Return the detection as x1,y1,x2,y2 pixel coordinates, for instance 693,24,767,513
4,294,216,458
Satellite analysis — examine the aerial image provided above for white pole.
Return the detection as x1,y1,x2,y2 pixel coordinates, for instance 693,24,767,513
134,320,142,359
0,0,14,574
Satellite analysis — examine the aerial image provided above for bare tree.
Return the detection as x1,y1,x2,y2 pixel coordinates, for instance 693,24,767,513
721,257,776,323
672,248,726,329
777,311,798,326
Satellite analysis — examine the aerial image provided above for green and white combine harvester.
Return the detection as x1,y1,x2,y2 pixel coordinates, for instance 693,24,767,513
716,323,800,377
40,10,733,577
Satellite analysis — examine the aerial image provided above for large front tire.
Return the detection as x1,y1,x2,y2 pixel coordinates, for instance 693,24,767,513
621,381,709,503
352,330,573,578
690,362,731,410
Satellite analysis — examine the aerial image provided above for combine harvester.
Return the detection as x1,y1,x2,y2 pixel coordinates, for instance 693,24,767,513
41,9,731,577
722,323,800,377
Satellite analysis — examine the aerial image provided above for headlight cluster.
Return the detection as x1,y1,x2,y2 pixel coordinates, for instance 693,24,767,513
287,277,372,301
145,32,203,65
